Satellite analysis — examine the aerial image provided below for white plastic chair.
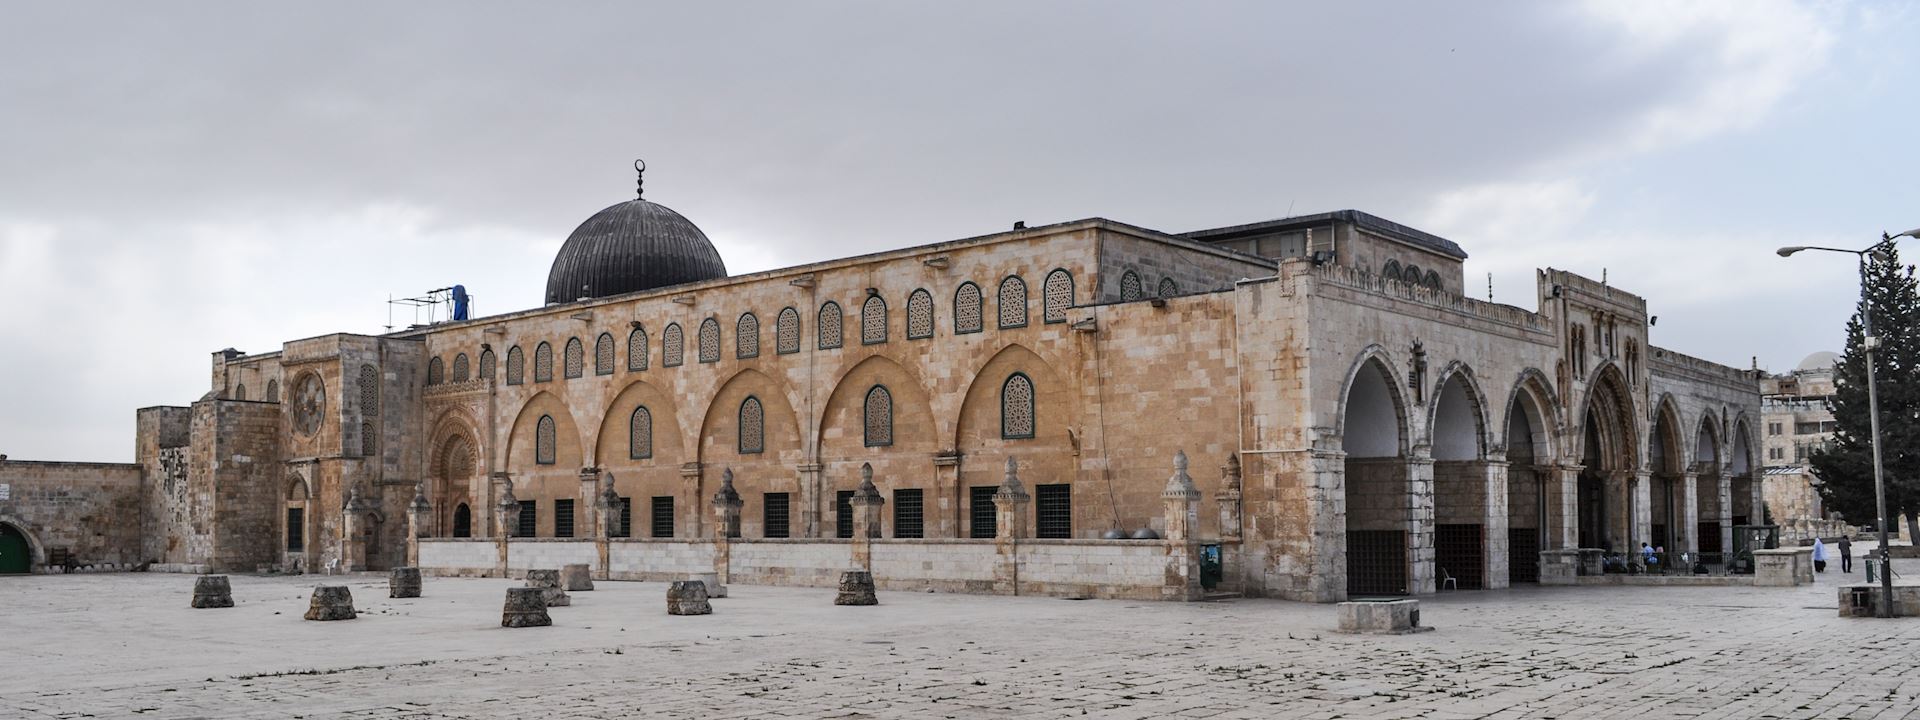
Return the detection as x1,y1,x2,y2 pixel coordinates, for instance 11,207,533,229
1438,567,1458,590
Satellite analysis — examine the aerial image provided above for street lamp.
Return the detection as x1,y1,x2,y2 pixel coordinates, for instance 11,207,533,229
1778,227,1920,618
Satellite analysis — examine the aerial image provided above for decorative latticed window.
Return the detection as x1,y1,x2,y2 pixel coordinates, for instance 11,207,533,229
265,379,279,403
1001,372,1035,439
698,318,720,363
862,295,887,345
427,357,444,385
627,327,649,371
954,282,983,334
818,302,843,350
505,346,523,385
359,365,380,415
595,333,615,375
361,420,377,457
536,414,556,465
480,348,496,382
864,385,893,447
998,275,1028,329
663,323,684,367
737,313,760,359
564,338,584,379
1120,270,1144,301
739,396,765,454
1157,277,1178,298
776,307,800,354
1043,270,1073,324
452,353,470,382
629,406,653,459
906,289,933,339
534,342,554,382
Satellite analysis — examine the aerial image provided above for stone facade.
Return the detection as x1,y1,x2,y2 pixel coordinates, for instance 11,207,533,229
0,459,144,571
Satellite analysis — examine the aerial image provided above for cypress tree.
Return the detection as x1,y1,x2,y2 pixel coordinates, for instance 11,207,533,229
1811,244,1920,536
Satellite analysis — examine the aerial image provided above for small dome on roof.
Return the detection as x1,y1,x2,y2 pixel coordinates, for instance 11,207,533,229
1796,351,1840,372
543,161,727,304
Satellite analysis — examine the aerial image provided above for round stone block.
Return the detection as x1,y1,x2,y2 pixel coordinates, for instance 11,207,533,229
502,587,552,628
524,569,571,607
667,580,712,615
304,585,357,621
561,563,595,592
191,575,234,609
389,567,422,598
835,570,878,606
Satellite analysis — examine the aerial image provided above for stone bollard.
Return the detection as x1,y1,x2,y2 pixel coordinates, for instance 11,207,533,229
525,570,571,607
389,567,423,598
667,580,712,615
1336,599,1431,635
835,570,878,606
191,575,234,609
561,563,595,592
502,587,552,628
690,571,727,599
304,585,357,621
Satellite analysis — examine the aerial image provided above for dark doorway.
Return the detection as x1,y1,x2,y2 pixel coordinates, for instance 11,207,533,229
0,524,31,574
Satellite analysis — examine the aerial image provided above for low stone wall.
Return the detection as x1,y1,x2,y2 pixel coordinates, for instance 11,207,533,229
1015,540,1170,600
608,540,716,581
728,539,855,588
0,459,146,571
418,539,496,576
871,540,1000,594
504,539,598,576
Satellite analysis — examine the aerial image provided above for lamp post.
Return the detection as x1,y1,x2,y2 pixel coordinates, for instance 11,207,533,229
1779,227,1920,618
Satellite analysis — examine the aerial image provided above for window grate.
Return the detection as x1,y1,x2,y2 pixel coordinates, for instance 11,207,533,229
651,496,675,538
893,489,924,539
1698,522,1723,554
969,486,998,538
1035,484,1071,539
1346,529,1407,596
764,492,790,539
616,497,632,538
554,499,575,538
1508,527,1540,583
837,490,855,539
517,501,538,538
1434,523,1483,589
286,508,304,552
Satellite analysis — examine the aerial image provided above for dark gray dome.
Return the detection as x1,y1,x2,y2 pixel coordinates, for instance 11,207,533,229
545,198,727,304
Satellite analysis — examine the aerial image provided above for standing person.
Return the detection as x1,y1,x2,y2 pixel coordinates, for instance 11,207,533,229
1812,537,1829,573
1839,536,1854,573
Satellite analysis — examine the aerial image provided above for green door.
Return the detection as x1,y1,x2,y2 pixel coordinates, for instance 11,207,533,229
0,524,30,574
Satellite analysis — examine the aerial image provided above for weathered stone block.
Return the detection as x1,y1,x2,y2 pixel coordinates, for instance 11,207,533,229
1336,599,1430,634
304,585,356,621
690,571,726,599
389,567,422,598
561,563,594,592
502,586,552,627
836,570,878,606
191,575,233,609
524,569,571,607
668,580,712,615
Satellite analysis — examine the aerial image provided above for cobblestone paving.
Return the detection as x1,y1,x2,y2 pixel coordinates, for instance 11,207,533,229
2,568,1918,719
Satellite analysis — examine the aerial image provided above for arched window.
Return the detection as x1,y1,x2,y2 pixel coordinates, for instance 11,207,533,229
818,302,843,349
506,347,524,384
1423,270,1441,291
265,379,279,403
1043,270,1073,324
564,337,584,379
998,275,1028,329
906,289,934,339
594,333,615,375
427,357,444,385
663,323,684,367
864,385,893,447
1403,265,1422,287
737,313,760,359
359,365,380,415
1001,373,1035,439
536,415,556,465
534,342,554,382
233,384,247,401
954,282,984,334
1382,259,1402,282
627,326,649,371
738,396,765,454
1120,270,1143,302
776,307,801,354
362,420,378,457
862,295,888,345
452,504,472,538
1157,277,1178,298
481,348,497,382
698,317,721,363
452,353,470,382
629,406,653,459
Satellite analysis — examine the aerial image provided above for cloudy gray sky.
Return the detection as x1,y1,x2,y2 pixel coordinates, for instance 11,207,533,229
3,1,1913,462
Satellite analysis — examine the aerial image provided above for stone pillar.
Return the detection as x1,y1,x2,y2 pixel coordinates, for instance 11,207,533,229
1632,470,1653,557
1483,459,1510,589
578,467,603,544
1304,443,1346,603
1547,464,1580,550
992,457,1031,596
1717,470,1734,558
1161,451,1203,601
406,483,431,570
342,486,367,573
1604,471,1630,554
1681,470,1701,558
494,476,518,578
1406,446,1436,595
487,471,511,538
848,463,885,572
1217,454,1243,541
597,483,619,581
710,468,741,585
933,452,962,538
796,462,824,538
681,462,705,538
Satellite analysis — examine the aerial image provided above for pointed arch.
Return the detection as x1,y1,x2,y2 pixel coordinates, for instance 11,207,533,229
1694,409,1723,471
1042,269,1073,324
907,289,935,339
534,341,554,382
1334,347,1410,458
662,323,684,367
1501,368,1560,460
452,352,470,382
1427,361,1490,461
818,301,844,349
505,391,584,470
593,378,687,468
954,343,1075,456
862,294,888,345
564,337,584,378
953,282,983,334
1649,393,1687,475
736,312,760,359
627,325,650,371
594,333,615,375
698,317,721,363
998,275,1028,328
776,307,801,354
696,368,803,466
1578,362,1639,472
1119,269,1143,302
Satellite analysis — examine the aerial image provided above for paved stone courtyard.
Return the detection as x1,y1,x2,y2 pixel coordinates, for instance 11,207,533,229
3,565,1919,719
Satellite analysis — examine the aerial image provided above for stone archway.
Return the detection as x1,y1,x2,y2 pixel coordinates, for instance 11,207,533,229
1341,353,1410,597
1576,367,1636,555
1648,400,1684,559
1503,373,1557,584
1429,367,1489,589
0,520,40,574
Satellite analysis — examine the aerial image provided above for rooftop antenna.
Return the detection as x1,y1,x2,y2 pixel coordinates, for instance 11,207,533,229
634,158,646,200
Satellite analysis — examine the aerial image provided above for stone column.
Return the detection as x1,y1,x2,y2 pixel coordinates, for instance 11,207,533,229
597,484,619,581
992,457,1031,596
406,483,430,569
493,477,518,578
796,462,824,538
1603,471,1630,554
1681,470,1701,558
1547,464,1580,549
710,469,742,585
1716,470,1734,558
1632,470,1653,556
1406,445,1436,595
681,462,706,538
1483,459,1511,589
578,466,603,544
1217,454,1243,541
1161,451,1203,601
933,452,962,538
487,471,511,538
1304,443,1346,603
342,486,367,573
848,463,885,572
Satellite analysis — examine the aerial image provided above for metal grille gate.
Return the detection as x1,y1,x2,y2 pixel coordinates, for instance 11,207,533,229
1508,527,1540,583
1346,529,1407,596
1435,524,1483,589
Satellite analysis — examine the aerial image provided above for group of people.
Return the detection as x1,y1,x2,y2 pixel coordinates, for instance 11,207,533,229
1811,535,1854,573
1608,536,1857,575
